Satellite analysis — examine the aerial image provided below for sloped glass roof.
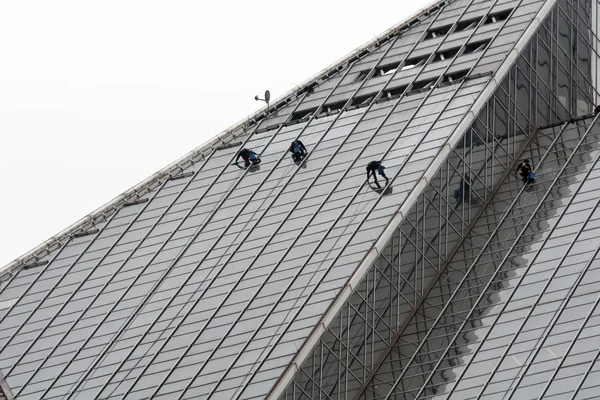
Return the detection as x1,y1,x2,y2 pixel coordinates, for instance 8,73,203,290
0,0,584,398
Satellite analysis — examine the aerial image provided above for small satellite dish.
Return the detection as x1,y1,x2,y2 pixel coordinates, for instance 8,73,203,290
264,90,271,103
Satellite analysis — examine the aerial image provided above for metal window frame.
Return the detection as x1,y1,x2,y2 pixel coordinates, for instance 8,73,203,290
5,149,216,397
56,103,304,399
110,39,404,398
443,118,599,399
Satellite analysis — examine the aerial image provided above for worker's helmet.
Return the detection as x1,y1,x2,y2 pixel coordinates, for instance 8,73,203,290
524,159,529,163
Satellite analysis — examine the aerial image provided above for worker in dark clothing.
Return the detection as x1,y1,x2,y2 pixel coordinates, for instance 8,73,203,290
454,176,471,203
594,105,600,115
516,159,534,184
289,139,307,162
236,148,260,167
366,161,389,189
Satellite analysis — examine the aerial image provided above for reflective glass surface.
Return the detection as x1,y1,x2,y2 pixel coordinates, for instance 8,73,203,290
0,0,598,399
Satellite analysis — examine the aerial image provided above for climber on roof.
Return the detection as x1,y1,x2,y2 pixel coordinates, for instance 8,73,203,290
236,148,260,167
516,159,534,184
366,161,389,189
289,139,307,162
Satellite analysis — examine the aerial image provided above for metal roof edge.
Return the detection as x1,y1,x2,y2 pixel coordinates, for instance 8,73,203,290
0,369,14,400
0,0,450,279
266,0,558,397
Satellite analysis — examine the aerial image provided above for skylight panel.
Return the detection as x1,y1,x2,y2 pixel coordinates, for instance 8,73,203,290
485,9,512,24
350,94,375,107
426,24,451,39
444,69,469,82
401,55,429,71
324,100,346,113
456,17,481,32
412,79,435,90
464,39,491,54
384,85,408,98
435,46,461,61
290,107,317,122
354,70,371,83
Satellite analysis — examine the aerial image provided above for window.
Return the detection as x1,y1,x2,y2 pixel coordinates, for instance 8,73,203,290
444,70,469,82
384,85,408,98
435,46,461,61
373,63,400,77
350,95,375,107
464,39,491,54
354,70,371,82
323,100,346,113
412,79,435,90
401,55,429,71
290,107,317,122
485,9,512,24
456,17,481,32
426,25,451,39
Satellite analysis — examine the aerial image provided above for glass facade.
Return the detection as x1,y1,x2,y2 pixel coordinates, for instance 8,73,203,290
0,0,598,399
282,0,600,399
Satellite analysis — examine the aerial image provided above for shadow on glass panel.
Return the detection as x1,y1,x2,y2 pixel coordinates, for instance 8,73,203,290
370,184,393,196
233,161,261,172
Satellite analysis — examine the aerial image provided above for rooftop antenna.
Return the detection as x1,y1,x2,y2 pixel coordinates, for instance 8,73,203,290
255,89,271,113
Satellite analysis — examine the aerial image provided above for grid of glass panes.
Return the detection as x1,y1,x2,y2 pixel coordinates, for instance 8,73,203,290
0,4,513,400
355,116,600,399
351,2,600,400
281,0,600,398
1,0,599,400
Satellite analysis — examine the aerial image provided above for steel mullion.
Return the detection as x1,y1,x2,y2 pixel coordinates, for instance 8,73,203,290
536,260,600,398
569,342,600,399
0,227,94,328
335,297,342,400
60,119,263,398
450,119,600,399
378,252,421,303
556,2,600,104
503,206,600,399
383,116,576,399
360,262,408,319
346,298,394,345
2,174,168,383
31,149,218,398
141,24,419,399
345,302,351,396
554,31,591,105
0,240,70,331
399,229,437,269
0,216,121,355
36,157,223,393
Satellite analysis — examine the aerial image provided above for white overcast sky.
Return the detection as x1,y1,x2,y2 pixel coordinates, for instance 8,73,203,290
0,0,432,267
